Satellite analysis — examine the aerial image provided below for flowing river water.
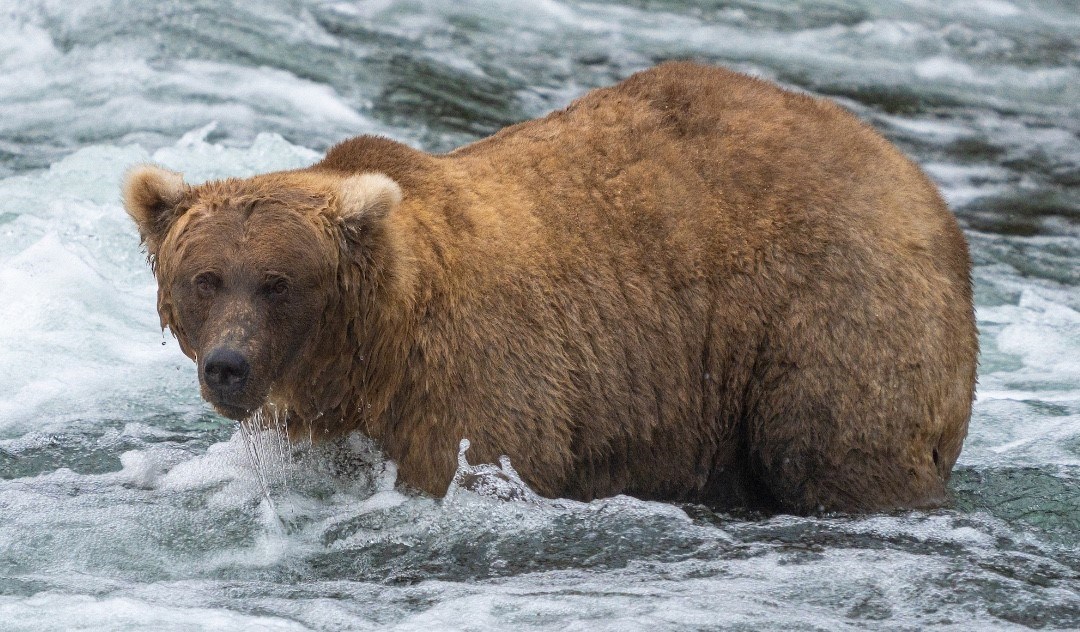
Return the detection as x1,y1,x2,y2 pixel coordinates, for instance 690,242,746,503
0,1,1077,629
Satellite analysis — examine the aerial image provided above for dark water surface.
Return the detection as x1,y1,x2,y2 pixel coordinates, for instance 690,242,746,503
0,1,1077,629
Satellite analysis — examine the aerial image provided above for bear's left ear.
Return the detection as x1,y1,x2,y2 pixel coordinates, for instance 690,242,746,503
332,173,401,254
122,165,190,258
333,173,411,294
335,172,403,246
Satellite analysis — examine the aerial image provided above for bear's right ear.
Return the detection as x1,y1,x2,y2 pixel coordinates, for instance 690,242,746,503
122,165,190,257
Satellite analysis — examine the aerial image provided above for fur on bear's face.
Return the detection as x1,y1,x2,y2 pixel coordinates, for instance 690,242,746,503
122,166,402,420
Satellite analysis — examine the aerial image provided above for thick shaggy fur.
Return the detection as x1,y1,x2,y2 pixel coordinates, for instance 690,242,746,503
124,63,977,514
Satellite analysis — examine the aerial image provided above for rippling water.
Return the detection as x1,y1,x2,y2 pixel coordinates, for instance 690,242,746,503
0,1,1077,630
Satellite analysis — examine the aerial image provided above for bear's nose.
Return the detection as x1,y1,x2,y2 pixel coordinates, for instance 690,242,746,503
203,348,250,395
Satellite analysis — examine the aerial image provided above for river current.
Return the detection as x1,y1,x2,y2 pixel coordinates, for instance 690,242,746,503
0,1,1077,630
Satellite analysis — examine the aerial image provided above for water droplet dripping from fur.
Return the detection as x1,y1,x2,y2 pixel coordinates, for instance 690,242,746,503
237,404,293,520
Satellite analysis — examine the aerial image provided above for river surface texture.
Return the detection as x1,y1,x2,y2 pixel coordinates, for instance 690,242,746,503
0,1,1078,630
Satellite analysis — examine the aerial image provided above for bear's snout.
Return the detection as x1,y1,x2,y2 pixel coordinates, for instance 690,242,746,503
202,347,250,399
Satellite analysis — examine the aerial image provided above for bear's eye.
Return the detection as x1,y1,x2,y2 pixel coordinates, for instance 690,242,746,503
193,272,221,297
264,276,289,297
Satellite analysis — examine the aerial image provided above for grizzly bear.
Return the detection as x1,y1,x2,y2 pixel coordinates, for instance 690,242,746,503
123,62,977,514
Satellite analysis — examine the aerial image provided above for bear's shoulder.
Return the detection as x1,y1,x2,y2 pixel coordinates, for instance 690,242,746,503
314,135,437,189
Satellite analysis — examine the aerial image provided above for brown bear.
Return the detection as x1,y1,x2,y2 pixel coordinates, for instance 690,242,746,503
123,62,977,514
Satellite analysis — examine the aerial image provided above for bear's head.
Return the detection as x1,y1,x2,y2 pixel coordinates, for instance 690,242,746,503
122,166,403,422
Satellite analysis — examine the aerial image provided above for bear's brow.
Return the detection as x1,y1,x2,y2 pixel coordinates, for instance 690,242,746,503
196,177,327,213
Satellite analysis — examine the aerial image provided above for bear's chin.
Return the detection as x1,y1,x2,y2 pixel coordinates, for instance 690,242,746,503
210,401,256,422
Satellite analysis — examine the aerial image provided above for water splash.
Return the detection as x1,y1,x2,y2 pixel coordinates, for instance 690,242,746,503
445,438,542,504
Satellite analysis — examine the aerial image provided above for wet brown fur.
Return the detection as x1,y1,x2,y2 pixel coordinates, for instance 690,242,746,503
124,63,978,514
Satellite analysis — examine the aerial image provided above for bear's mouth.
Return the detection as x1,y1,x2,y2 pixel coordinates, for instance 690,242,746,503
203,385,279,422
210,400,254,421
200,380,262,421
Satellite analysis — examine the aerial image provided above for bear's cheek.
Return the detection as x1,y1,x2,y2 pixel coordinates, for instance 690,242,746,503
166,294,211,360
262,291,324,371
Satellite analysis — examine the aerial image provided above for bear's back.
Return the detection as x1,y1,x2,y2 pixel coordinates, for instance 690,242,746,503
451,62,962,276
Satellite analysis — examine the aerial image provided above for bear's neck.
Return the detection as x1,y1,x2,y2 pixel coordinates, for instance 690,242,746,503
282,168,479,445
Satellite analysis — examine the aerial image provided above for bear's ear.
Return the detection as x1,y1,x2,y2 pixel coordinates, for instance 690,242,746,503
336,172,402,226
332,172,401,256
333,172,412,295
122,165,190,257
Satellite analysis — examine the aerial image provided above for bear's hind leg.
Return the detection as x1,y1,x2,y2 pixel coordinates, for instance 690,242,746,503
743,337,954,514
